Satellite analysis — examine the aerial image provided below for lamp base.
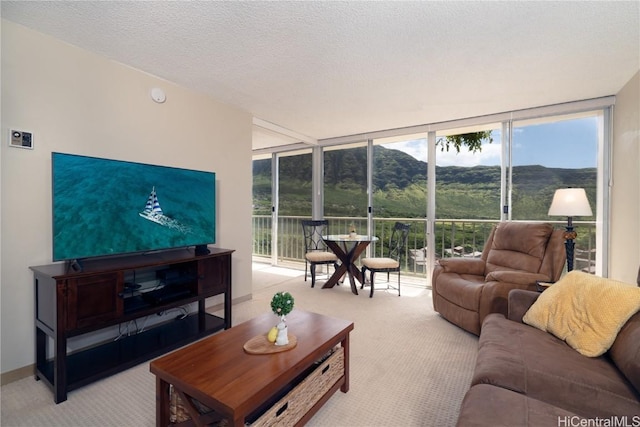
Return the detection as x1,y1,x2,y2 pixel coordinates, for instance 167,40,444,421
564,223,576,272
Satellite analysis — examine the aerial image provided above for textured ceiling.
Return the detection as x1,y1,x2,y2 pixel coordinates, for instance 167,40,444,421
2,1,639,150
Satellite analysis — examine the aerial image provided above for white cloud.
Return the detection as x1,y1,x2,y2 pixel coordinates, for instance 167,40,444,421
383,140,501,167
436,142,501,167
385,140,427,162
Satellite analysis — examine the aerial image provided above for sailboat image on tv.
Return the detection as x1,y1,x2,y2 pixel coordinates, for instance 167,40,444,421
139,187,190,233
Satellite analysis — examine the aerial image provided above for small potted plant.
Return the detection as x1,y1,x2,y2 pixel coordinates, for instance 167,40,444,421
270,292,294,345
271,291,295,319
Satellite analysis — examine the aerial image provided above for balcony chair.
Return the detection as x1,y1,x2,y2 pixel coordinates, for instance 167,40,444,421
432,222,566,336
409,247,427,271
301,220,339,288
360,222,411,298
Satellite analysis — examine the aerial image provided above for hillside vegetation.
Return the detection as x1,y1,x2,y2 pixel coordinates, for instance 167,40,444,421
253,145,596,220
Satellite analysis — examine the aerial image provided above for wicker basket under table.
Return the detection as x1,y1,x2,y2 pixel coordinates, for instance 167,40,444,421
170,346,344,426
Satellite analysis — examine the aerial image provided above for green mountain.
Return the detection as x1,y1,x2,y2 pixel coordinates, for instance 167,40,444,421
253,145,596,220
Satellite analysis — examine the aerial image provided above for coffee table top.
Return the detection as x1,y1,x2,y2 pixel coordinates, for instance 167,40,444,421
150,310,353,418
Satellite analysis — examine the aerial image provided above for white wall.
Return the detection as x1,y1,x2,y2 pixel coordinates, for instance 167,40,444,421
610,70,640,284
1,21,253,374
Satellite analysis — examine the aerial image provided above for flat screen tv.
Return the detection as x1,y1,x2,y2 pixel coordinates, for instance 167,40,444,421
52,152,216,262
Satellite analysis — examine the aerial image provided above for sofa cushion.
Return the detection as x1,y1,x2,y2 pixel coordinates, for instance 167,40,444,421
609,311,640,394
485,222,552,275
473,313,640,418
523,271,640,357
456,384,583,427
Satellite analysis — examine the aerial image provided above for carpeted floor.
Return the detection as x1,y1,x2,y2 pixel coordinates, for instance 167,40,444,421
1,263,478,426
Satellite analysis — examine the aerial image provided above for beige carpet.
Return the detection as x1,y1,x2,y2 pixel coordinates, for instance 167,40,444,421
1,264,478,426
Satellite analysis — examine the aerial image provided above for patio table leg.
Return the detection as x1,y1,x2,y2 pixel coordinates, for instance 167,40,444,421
323,240,370,294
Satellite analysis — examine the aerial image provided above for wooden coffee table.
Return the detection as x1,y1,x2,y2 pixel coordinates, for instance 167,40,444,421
150,310,354,426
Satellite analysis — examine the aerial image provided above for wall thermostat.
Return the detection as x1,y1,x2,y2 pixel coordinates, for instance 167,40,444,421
9,130,33,149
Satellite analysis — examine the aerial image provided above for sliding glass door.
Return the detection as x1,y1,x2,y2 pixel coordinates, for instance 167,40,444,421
323,142,368,235
252,155,272,258
512,113,599,274
433,125,502,265
277,149,313,263
373,134,429,278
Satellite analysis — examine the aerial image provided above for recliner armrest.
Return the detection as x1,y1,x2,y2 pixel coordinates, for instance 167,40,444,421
485,270,550,285
438,258,485,275
507,289,540,322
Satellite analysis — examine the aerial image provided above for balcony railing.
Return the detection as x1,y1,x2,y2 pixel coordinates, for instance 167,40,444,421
252,216,597,283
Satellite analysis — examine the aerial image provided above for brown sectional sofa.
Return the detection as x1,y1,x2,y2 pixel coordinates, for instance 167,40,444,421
457,289,640,426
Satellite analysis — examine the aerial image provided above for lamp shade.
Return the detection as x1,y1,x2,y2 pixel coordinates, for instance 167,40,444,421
548,188,593,217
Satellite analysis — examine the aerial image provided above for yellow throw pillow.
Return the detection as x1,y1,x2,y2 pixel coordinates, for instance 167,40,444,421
523,270,640,357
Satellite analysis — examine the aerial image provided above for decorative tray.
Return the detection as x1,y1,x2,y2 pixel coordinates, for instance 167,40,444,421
243,334,298,354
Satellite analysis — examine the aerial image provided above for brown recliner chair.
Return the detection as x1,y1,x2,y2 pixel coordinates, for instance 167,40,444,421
432,222,566,336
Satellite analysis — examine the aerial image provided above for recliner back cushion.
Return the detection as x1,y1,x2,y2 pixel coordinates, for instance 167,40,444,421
485,222,553,274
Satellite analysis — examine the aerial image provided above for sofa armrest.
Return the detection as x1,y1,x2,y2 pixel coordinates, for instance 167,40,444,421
438,258,486,275
485,270,550,286
507,289,540,322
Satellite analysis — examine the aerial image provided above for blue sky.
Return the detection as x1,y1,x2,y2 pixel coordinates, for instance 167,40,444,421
386,117,598,169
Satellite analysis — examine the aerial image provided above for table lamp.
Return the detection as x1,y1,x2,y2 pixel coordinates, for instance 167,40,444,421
548,188,593,271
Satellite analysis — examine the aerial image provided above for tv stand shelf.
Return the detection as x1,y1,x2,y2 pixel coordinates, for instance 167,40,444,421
30,247,234,404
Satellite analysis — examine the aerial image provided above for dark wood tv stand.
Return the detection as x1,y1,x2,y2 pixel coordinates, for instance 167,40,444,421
30,246,234,403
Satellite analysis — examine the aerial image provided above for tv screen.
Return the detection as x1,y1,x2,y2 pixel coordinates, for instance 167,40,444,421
52,152,216,262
